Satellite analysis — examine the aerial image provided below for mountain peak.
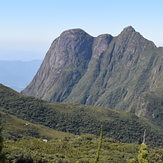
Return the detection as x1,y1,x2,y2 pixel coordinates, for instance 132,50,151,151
123,26,136,32
60,28,90,37
22,26,158,111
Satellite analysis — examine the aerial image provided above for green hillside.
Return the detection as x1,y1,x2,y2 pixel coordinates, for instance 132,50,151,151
1,84,163,147
1,111,73,141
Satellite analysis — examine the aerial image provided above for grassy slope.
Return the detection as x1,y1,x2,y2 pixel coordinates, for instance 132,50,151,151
1,111,73,140
1,84,163,147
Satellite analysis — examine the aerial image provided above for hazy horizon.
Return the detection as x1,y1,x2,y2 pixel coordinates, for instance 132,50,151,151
1,0,163,61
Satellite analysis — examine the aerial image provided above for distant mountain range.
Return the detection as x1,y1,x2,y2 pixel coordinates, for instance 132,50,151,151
21,26,163,122
0,60,42,92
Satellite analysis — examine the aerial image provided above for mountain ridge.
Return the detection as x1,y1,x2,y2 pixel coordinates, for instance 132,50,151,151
21,26,163,120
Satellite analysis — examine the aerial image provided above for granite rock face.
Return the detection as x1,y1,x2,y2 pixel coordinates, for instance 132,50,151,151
22,26,163,119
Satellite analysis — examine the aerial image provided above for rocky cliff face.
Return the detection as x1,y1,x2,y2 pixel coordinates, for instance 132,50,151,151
23,29,94,101
22,26,163,119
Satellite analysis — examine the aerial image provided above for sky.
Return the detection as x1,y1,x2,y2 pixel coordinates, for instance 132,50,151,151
0,0,163,61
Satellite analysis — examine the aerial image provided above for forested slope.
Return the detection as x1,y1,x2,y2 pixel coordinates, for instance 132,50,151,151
1,84,163,147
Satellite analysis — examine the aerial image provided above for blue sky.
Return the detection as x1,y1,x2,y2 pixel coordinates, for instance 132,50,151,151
0,0,163,61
